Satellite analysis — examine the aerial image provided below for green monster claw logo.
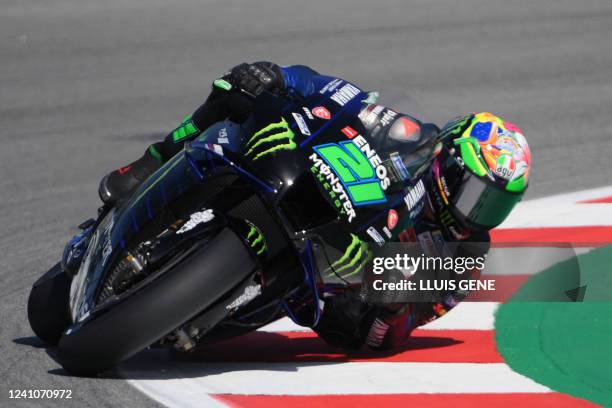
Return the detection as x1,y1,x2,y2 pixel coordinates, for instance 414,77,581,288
245,220,267,256
245,118,296,161
439,114,472,140
324,234,372,278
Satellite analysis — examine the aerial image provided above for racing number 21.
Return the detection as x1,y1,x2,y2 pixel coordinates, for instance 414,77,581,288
313,141,386,206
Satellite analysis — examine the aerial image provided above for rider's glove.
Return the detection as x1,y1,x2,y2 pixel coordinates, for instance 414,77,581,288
214,62,285,98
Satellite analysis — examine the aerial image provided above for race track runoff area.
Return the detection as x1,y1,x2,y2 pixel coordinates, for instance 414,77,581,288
121,186,612,407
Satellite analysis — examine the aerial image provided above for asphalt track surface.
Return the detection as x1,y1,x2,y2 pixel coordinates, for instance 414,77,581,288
1,0,611,406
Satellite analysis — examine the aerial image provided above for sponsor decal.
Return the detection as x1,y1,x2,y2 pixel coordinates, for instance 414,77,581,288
358,105,397,138
433,160,450,205
226,284,261,311
382,226,392,238
387,209,399,230
245,118,296,161
312,106,331,120
390,152,410,181
311,136,391,207
310,154,357,222
358,104,385,128
319,78,343,94
245,220,267,256
203,143,224,156
440,114,472,140
404,179,426,212
323,234,372,278
366,226,386,247
291,112,311,136
217,127,229,144
494,153,515,180
177,209,214,234
351,135,391,190
100,216,115,266
379,108,398,127
341,125,359,139
330,83,361,106
302,107,315,120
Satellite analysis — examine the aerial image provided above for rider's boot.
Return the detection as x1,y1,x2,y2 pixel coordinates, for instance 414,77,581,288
98,143,164,205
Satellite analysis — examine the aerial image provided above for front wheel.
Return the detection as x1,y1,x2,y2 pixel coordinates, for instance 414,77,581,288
27,262,72,346
56,227,257,376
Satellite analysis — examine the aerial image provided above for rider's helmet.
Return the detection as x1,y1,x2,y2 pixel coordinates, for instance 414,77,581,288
432,112,531,231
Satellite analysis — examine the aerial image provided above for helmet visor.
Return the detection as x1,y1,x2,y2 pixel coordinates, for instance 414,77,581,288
452,171,522,229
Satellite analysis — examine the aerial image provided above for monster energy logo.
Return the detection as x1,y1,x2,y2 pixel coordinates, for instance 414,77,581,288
325,234,372,278
172,114,200,142
246,221,267,256
245,118,296,161
439,114,472,140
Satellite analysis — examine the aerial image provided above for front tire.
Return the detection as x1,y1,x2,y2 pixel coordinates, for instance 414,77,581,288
57,227,257,376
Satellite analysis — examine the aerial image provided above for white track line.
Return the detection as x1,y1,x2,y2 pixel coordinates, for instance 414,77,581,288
500,185,612,228
126,362,550,396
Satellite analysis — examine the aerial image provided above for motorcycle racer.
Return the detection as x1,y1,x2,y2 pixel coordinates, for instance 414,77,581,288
98,62,531,351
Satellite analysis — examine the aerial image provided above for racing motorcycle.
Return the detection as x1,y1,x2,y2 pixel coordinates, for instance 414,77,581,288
28,87,432,375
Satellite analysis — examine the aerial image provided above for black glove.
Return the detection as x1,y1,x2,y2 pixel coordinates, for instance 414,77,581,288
217,62,285,98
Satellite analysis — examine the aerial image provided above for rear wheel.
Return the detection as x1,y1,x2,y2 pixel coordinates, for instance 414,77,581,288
27,262,72,346
57,227,257,376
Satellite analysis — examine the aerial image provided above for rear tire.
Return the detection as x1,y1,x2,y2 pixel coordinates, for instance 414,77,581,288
57,227,257,376
27,262,72,346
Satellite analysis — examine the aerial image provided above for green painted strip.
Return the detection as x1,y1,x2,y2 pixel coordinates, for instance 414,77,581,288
496,245,612,407
148,145,163,163
506,175,527,192
213,78,232,91
455,137,487,177
172,119,199,143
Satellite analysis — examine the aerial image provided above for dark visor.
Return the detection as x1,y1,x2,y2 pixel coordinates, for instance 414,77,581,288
452,171,522,229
